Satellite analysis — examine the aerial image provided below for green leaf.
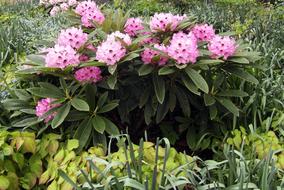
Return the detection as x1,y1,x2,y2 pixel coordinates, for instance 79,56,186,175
175,87,191,117
108,65,117,75
196,59,224,65
185,67,209,93
124,179,144,190
224,67,259,84
156,99,170,123
27,88,64,99
39,82,65,96
203,94,216,106
74,118,92,151
14,89,31,101
152,74,165,104
107,74,117,89
186,128,197,150
158,66,176,75
92,116,105,134
12,117,40,127
120,52,139,63
181,75,201,95
97,101,119,113
66,139,79,151
97,92,108,108
228,57,249,64
138,64,154,76
26,54,45,66
103,117,119,135
0,176,10,190
217,90,248,97
71,98,89,111
216,98,239,116
51,103,71,128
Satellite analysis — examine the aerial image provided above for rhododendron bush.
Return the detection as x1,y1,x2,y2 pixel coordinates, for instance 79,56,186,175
3,1,261,149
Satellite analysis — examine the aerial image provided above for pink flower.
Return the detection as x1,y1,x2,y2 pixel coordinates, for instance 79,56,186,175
107,31,132,46
75,1,105,27
192,24,215,42
208,35,237,60
124,17,144,36
141,44,168,66
149,13,186,32
60,3,69,11
167,32,199,64
79,54,90,62
140,31,159,45
95,38,126,65
57,27,88,49
36,98,60,122
68,0,77,6
74,66,102,83
45,45,80,69
50,6,60,16
86,44,97,52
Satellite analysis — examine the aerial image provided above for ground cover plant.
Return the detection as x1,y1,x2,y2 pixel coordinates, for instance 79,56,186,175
0,0,283,189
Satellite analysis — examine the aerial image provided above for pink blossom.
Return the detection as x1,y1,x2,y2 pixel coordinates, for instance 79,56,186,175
140,31,159,45
149,13,186,32
68,0,77,6
108,31,132,46
60,3,69,11
86,44,97,52
141,44,168,66
95,38,126,65
74,66,102,83
75,0,98,15
50,6,60,16
167,32,199,64
192,24,215,41
208,35,237,60
45,45,80,69
36,98,60,122
124,17,144,36
57,27,88,49
79,54,90,62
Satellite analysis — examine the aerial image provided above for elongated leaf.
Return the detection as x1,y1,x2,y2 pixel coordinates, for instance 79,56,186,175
217,90,248,97
71,98,89,111
124,179,144,190
216,98,239,116
158,66,175,75
152,74,165,104
39,82,65,96
182,75,201,95
107,74,117,89
97,101,119,113
138,64,154,76
185,68,209,93
74,118,92,151
175,87,191,117
103,117,119,135
203,94,216,106
196,59,223,65
97,92,108,108
92,116,105,134
27,88,64,99
12,117,40,127
228,57,249,64
26,54,45,66
51,103,71,128
156,99,170,123
224,67,258,84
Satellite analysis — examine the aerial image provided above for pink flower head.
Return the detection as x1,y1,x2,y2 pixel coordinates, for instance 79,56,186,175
68,0,77,6
192,24,215,42
79,54,90,62
36,98,60,122
57,27,88,49
208,35,237,60
150,13,186,33
124,17,144,36
74,66,102,83
86,44,97,52
75,1,105,27
60,3,69,11
141,44,168,66
50,6,60,16
45,45,80,69
108,31,132,46
139,31,159,45
95,38,126,66
167,32,199,64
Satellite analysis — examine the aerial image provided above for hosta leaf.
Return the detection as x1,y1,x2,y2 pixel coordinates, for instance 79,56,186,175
185,67,209,93
51,103,71,129
152,74,165,104
138,64,154,76
92,116,105,134
217,90,248,97
216,98,239,116
71,98,89,112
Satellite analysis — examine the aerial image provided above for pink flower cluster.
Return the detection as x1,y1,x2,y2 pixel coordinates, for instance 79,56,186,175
36,98,60,122
41,0,78,16
192,24,215,41
74,66,102,83
150,13,186,33
45,45,80,69
95,31,130,65
208,35,237,60
167,32,199,64
141,44,168,66
57,27,88,49
124,18,144,37
75,1,105,27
